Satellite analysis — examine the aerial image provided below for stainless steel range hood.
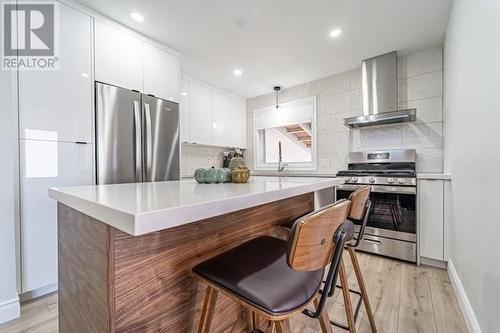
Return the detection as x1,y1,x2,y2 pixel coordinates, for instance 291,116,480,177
344,51,416,128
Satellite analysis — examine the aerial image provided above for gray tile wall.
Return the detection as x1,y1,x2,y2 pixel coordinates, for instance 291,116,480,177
180,144,226,177
246,45,444,173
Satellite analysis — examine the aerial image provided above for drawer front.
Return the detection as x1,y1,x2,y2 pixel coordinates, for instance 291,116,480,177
355,233,417,262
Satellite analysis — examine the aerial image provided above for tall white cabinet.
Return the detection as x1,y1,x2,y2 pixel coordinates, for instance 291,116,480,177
18,3,94,293
20,141,93,292
181,77,246,148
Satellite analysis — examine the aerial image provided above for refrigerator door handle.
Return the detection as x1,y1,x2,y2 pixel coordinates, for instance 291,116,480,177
133,100,142,182
144,102,153,181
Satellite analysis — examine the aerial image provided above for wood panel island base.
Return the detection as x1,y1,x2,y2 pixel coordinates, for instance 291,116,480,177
51,177,343,332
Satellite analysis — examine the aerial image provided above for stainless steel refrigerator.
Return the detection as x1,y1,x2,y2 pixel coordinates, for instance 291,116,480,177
95,82,180,184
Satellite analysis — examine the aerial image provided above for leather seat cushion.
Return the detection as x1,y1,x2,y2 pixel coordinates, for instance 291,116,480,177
193,236,323,316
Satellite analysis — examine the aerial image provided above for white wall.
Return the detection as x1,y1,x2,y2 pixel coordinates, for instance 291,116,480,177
0,70,20,323
444,0,500,332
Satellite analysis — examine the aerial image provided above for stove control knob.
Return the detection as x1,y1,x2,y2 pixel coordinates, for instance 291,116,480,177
387,178,395,184
397,178,405,184
369,177,376,184
344,177,351,182
351,177,359,182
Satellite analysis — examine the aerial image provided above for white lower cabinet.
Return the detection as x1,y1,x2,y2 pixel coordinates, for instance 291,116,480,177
20,140,93,292
418,179,448,262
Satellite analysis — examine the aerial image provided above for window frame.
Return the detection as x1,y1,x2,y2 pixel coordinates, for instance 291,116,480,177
253,96,318,172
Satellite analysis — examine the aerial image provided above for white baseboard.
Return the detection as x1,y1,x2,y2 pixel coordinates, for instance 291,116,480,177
448,259,482,333
0,297,20,324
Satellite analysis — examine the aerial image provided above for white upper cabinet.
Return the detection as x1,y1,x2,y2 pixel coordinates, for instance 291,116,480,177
181,77,246,148
418,179,444,261
211,90,231,146
189,81,212,145
143,42,180,102
180,79,190,142
230,97,247,148
94,20,143,91
20,140,93,292
19,3,92,143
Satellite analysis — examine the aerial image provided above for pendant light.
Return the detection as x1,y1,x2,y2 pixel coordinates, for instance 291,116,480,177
274,86,281,109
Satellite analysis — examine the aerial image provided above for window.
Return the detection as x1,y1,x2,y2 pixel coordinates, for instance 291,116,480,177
254,96,317,171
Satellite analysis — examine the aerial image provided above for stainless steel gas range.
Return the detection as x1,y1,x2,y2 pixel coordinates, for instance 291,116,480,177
336,149,417,262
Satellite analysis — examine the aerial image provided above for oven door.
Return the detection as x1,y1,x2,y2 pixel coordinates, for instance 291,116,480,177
337,184,416,242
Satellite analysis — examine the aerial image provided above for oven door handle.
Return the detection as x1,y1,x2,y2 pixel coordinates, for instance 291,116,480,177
338,184,416,195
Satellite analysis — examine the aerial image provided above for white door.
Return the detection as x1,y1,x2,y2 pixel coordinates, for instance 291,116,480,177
418,179,444,260
230,97,247,148
143,42,180,102
189,81,212,145
20,140,93,292
211,90,231,146
19,3,92,143
94,20,143,91
180,79,190,143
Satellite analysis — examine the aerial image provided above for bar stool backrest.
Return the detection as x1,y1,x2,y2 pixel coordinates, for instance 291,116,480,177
348,186,371,220
287,199,351,272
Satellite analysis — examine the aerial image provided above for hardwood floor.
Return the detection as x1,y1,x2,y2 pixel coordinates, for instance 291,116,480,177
0,252,468,333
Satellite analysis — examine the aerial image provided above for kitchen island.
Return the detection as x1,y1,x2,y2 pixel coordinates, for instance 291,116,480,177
49,176,343,332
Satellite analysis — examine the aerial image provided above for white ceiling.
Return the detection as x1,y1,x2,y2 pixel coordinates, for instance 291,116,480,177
74,0,453,98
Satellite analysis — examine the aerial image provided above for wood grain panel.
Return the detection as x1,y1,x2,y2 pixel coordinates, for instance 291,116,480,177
115,193,312,332
57,203,113,333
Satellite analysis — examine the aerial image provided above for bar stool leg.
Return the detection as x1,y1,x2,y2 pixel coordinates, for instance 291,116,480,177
347,246,377,333
198,286,218,333
314,295,333,333
339,258,357,333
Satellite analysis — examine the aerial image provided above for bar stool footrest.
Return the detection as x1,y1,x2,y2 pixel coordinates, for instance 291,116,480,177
330,285,364,330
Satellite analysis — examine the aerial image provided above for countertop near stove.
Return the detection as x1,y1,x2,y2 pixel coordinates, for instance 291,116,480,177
49,176,343,236
417,173,451,180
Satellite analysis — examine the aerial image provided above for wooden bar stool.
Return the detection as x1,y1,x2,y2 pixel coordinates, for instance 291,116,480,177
330,186,377,333
192,199,352,333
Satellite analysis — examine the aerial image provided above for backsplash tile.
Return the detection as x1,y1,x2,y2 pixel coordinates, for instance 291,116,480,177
399,70,443,102
399,96,443,123
245,45,444,174
402,122,443,149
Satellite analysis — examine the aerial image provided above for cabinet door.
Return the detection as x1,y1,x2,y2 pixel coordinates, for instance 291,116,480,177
418,179,444,260
180,79,190,143
143,42,180,102
20,140,93,292
94,20,142,91
230,97,247,148
211,90,231,146
19,3,92,143
189,81,212,145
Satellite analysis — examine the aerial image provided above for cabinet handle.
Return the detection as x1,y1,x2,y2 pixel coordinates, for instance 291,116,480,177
75,141,88,145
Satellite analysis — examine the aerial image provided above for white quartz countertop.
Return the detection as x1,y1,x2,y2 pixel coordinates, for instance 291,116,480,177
49,176,343,236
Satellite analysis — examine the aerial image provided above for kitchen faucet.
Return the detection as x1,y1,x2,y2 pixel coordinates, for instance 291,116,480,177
278,141,288,172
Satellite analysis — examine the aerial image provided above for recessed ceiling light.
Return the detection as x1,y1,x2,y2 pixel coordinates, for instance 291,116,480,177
130,12,144,22
181,92,188,96
233,69,243,76
329,28,342,38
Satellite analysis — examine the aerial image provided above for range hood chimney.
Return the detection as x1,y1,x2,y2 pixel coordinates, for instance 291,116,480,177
344,51,416,128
